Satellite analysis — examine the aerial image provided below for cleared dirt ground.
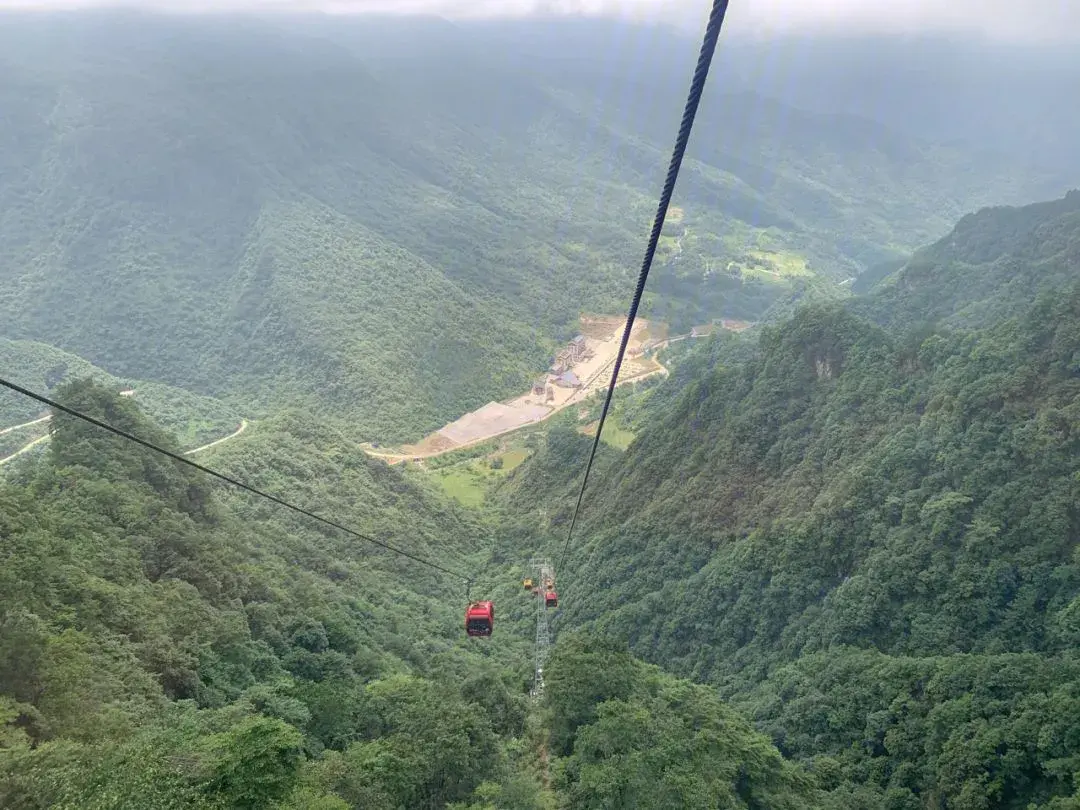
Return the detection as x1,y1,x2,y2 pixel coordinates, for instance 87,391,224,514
380,316,657,461
365,315,755,464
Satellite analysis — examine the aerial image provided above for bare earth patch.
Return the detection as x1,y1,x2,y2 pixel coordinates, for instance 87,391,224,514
368,315,658,461
721,318,754,332
579,314,625,339
405,433,459,455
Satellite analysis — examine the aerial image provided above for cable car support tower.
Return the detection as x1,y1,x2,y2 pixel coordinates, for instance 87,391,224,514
529,557,554,698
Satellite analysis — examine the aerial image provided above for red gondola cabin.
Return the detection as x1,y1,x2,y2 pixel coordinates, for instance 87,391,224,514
465,601,494,636
545,591,558,608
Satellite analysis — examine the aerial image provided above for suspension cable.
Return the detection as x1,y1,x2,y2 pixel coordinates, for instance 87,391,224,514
1,0,733,593
557,0,732,572
0,377,472,583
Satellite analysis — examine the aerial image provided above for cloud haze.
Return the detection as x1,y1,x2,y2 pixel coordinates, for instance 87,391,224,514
0,0,1077,43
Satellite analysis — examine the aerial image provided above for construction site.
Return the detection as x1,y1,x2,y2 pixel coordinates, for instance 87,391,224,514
361,315,757,463
373,316,664,460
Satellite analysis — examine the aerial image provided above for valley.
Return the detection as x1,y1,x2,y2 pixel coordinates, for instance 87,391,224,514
2,10,1080,810
1,14,1069,446
365,316,672,463
363,316,758,464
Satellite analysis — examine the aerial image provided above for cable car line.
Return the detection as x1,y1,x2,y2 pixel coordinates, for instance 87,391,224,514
1,0,732,644
0,376,472,583
556,0,732,574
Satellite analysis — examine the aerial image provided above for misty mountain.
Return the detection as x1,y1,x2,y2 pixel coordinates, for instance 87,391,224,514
722,32,1080,181
3,10,1080,808
0,11,1066,445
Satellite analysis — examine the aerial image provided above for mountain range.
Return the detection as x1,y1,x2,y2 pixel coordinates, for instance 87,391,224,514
0,12,1070,443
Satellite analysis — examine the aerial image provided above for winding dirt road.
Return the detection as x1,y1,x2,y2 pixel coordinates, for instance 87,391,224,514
0,418,250,467
0,434,51,467
0,415,51,436
184,420,249,455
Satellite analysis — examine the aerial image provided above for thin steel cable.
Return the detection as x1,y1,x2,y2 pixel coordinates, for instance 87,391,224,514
0,377,472,582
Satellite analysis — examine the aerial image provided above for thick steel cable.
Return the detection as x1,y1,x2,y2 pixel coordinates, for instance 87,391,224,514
557,0,732,571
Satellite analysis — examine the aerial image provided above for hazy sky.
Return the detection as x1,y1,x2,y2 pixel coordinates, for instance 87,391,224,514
0,0,1077,44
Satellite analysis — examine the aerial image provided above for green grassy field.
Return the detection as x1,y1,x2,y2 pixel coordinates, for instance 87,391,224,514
429,442,535,506
748,249,812,276
579,420,636,450
432,466,488,507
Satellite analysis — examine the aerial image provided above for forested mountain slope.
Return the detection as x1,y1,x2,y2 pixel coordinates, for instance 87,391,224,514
0,339,241,450
5,12,1080,809
503,193,1080,808
0,12,1066,442
0,380,546,808
860,189,1080,331
0,381,829,809
541,633,826,809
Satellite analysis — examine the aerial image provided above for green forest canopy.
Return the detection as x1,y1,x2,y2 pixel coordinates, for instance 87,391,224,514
5,191,1080,808
2,11,1080,808
501,191,1080,809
